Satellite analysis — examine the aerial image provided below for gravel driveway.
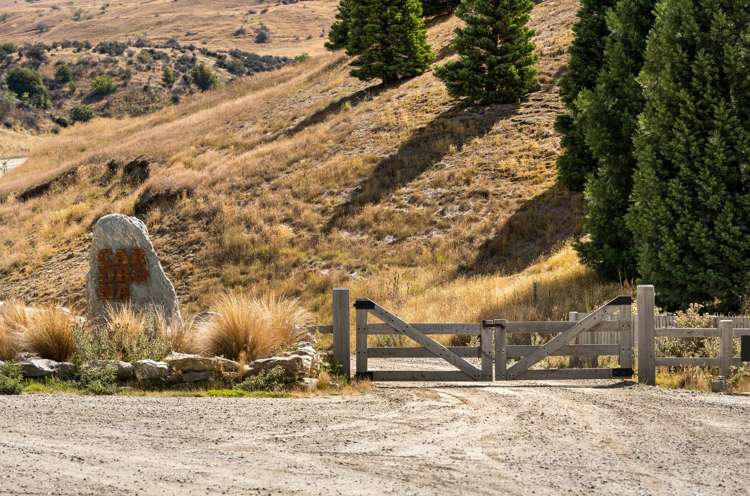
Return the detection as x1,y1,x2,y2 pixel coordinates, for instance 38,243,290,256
1,382,749,495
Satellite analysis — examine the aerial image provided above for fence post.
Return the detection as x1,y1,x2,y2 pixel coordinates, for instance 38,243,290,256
355,306,369,379
637,285,656,385
720,320,733,379
480,321,494,381
568,311,581,368
495,320,507,381
332,288,350,379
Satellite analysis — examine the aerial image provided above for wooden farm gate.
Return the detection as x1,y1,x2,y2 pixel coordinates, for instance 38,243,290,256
319,289,635,382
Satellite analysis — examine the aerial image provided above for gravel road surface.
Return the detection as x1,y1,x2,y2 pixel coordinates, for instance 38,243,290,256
1,381,749,495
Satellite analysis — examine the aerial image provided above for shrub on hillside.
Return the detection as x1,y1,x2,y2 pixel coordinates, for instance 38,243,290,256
90,75,117,96
5,67,50,108
24,306,77,362
199,292,312,362
70,104,94,123
191,63,218,91
162,66,176,87
54,63,74,83
0,361,23,395
254,24,271,44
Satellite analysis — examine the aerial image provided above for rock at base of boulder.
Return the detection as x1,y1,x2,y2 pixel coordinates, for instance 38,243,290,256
251,356,306,383
133,360,169,382
20,359,74,380
84,360,134,381
163,352,240,374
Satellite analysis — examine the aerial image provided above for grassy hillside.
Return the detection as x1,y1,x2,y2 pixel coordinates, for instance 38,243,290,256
0,0,628,321
0,0,336,58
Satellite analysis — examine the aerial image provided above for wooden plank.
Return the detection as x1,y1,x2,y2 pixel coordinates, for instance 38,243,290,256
656,328,720,337
505,344,620,358
504,321,621,334
370,370,481,382
369,303,482,380
355,309,368,377
733,328,750,337
495,320,507,380
720,320,733,378
505,298,618,379
655,357,721,367
619,305,633,370
517,368,629,380
569,312,582,368
367,346,481,358
316,324,333,334
480,321,494,381
332,288,350,379
637,285,656,386
365,323,481,335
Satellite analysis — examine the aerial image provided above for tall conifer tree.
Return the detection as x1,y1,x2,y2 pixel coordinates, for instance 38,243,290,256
628,0,750,310
435,0,538,104
347,0,435,84
555,0,617,191
574,0,656,280
326,0,353,51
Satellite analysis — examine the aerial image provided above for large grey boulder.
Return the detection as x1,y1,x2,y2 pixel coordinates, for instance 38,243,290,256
133,360,169,382
251,356,306,382
87,214,181,323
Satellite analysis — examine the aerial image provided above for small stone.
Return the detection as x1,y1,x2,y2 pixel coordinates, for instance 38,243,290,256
133,360,169,382
20,358,59,379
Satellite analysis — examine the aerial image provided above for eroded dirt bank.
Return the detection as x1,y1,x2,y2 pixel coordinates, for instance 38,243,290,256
1,383,749,495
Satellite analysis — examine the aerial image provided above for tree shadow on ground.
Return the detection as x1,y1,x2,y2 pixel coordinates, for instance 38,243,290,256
463,184,584,275
325,102,519,231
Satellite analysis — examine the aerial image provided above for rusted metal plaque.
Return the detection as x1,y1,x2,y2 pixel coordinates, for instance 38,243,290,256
97,248,149,301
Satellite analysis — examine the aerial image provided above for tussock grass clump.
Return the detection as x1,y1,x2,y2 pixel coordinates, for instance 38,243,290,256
74,305,196,364
24,305,77,362
0,300,30,360
200,292,312,362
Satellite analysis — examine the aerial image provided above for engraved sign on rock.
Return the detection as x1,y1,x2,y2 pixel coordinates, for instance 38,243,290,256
96,248,150,301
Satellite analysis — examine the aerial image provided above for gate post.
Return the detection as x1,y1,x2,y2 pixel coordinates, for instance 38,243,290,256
480,321,494,381
354,301,370,379
332,288,351,379
618,302,633,371
719,320,733,379
637,285,656,385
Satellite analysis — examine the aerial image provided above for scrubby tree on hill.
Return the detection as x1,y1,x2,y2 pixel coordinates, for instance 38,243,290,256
435,0,537,104
554,0,617,191
191,63,218,91
628,0,750,311
347,0,435,84
5,67,50,108
574,0,656,281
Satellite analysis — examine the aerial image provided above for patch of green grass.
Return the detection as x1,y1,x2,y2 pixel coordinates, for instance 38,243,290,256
23,378,82,395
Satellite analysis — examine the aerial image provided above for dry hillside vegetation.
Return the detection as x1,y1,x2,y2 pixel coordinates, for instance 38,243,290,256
0,0,336,58
0,0,627,321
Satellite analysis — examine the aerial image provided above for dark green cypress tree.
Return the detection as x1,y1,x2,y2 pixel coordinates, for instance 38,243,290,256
628,0,750,311
555,0,617,192
347,0,435,84
326,0,353,51
422,0,460,16
574,0,656,280
434,0,538,104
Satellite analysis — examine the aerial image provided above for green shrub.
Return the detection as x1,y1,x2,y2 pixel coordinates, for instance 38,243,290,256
162,66,176,87
55,63,74,83
0,361,23,395
235,366,287,392
5,67,50,108
191,63,218,91
79,366,118,395
90,75,117,96
70,104,94,123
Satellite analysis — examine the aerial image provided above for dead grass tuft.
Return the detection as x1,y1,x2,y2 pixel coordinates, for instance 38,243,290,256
0,300,30,360
23,306,77,362
199,292,312,362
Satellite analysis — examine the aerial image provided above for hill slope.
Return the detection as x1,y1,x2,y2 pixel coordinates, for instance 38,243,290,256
0,0,626,320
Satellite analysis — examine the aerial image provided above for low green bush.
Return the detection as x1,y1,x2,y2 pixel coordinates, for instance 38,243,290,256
79,366,118,395
235,366,286,392
191,63,218,91
90,75,117,96
70,104,94,123
0,361,23,395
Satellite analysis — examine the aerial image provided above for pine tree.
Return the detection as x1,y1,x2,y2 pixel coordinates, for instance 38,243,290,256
628,0,750,311
434,0,538,104
347,0,435,84
326,0,353,51
554,0,617,192
574,0,656,280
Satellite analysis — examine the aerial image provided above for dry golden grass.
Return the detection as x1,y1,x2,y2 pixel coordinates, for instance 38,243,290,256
0,300,29,359
199,292,311,361
657,367,712,391
23,306,77,362
0,0,337,58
